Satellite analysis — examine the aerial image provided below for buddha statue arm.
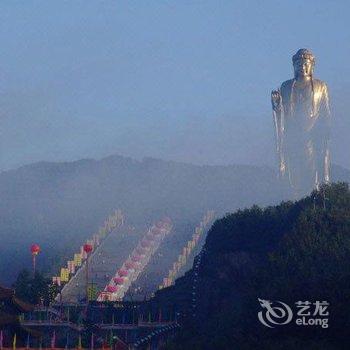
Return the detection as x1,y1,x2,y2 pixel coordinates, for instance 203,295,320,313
271,89,286,176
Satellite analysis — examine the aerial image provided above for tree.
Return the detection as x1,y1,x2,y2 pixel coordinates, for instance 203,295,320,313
12,269,53,305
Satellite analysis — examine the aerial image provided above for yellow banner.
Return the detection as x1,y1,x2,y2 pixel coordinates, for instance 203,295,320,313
74,253,82,266
60,268,69,282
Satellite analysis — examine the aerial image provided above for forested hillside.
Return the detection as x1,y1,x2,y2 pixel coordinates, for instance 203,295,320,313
163,183,350,350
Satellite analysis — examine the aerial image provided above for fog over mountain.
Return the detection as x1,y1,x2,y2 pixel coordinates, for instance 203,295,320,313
0,154,349,285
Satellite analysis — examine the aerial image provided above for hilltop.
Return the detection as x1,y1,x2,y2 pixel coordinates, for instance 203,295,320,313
160,183,350,350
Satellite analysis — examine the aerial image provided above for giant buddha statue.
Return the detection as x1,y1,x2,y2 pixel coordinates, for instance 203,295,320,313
271,49,331,196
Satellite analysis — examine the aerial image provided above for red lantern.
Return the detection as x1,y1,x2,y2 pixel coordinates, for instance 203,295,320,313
106,285,118,293
30,244,41,274
83,243,93,254
30,244,41,256
113,277,125,285
118,269,128,277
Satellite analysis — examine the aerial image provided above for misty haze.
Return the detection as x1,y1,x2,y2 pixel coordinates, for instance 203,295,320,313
1,2,350,350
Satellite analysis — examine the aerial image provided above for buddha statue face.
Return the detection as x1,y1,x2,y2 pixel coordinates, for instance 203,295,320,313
293,58,314,79
292,49,315,80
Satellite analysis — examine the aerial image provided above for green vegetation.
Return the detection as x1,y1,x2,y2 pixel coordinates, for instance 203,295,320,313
12,269,57,305
169,183,350,350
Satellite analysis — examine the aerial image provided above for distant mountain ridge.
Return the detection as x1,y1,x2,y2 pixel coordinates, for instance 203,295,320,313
0,154,348,284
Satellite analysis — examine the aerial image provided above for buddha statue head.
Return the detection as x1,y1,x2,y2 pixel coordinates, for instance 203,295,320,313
292,48,315,79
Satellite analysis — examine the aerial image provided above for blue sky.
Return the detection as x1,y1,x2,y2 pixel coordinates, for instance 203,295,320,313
1,1,349,170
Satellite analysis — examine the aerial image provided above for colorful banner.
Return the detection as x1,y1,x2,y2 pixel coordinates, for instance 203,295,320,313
52,210,125,301
60,268,69,282
98,218,172,301
159,210,215,289
67,261,75,274
52,276,61,286
74,253,82,266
